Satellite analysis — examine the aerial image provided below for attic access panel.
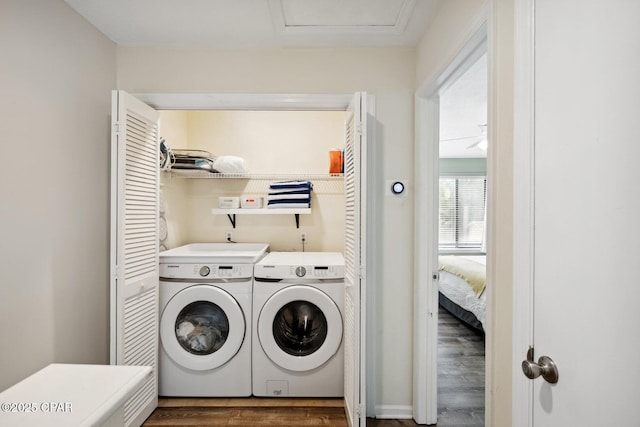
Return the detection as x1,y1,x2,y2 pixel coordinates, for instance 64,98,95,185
270,0,416,33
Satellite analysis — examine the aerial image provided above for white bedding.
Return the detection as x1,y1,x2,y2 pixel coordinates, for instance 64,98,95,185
438,255,486,330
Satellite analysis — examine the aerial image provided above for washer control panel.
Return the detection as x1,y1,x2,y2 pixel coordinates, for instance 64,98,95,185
160,263,253,279
310,266,333,278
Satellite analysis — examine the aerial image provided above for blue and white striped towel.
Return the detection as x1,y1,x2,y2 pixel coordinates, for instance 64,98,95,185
269,180,313,191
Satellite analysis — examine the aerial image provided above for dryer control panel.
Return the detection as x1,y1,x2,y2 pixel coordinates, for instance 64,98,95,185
159,263,254,279
254,264,344,280
254,252,345,280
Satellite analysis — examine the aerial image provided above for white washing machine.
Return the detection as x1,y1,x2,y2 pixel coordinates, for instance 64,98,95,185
252,251,345,397
158,243,269,397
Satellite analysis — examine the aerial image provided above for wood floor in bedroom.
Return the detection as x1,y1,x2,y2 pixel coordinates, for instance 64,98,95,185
368,306,485,427
436,306,485,426
143,306,485,427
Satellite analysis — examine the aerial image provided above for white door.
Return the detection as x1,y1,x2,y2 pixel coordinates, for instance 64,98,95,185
111,90,160,426
514,1,640,425
343,92,367,427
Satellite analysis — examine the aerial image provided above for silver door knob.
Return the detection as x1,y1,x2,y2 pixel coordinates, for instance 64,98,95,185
522,346,559,384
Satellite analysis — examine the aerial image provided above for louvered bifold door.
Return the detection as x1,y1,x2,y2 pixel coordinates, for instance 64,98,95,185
343,92,367,427
110,90,160,427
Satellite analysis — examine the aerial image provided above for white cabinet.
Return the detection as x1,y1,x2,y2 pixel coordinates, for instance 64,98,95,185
0,364,152,427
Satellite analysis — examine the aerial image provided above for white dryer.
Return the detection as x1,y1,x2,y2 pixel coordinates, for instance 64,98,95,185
158,243,268,397
252,252,345,397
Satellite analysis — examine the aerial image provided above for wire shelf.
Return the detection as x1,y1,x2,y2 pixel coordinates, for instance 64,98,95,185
163,170,344,180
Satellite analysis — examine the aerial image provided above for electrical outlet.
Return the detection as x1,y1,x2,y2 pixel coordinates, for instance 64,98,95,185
225,231,233,242
299,232,307,244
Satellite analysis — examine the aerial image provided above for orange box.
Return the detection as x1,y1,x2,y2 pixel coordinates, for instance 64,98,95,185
329,150,342,174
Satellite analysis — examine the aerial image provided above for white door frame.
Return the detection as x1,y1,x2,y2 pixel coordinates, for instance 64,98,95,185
413,13,489,425
132,93,353,111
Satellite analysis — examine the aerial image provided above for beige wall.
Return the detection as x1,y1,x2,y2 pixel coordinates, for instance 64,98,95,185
160,110,346,252
0,0,116,390
181,110,345,174
416,0,488,86
118,47,416,414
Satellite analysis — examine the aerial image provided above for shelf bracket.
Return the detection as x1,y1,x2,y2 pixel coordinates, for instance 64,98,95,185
226,214,237,229
294,214,300,229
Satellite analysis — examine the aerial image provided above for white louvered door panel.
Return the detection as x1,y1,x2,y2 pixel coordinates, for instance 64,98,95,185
344,105,357,426
343,92,367,427
111,90,160,427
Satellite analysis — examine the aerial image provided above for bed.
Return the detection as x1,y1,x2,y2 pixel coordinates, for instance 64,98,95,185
438,255,486,334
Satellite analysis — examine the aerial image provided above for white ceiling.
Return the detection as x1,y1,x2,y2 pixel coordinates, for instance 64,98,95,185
63,0,485,159
440,53,488,158
63,0,443,48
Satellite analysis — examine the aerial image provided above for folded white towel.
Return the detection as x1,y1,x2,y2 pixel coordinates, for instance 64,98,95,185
267,203,311,209
213,155,247,174
268,188,311,196
268,193,310,201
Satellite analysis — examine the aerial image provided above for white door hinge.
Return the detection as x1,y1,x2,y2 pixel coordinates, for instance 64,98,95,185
356,121,363,136
113,122,121,135
357,403,365,418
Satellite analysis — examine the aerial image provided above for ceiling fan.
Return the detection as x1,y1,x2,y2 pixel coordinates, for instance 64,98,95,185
440,124,488,151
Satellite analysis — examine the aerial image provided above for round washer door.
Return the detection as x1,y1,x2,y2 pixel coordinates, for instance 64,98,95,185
258,285,342,372
160,285,245,371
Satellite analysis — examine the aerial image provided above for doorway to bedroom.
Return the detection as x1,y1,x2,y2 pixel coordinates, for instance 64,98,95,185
436,50,487,426
413,25,488,425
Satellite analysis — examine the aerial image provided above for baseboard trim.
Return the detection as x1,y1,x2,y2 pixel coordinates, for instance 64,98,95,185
374,405,414,419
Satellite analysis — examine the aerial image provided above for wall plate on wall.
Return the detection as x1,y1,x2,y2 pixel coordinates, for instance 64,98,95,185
386,179,408,197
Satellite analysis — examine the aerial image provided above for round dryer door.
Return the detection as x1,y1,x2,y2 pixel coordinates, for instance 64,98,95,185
258,285,342,372
160,285,245,371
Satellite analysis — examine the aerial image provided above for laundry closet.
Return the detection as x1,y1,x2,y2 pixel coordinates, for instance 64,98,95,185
110,91,370,427
158,109,346,251
156,110,350,399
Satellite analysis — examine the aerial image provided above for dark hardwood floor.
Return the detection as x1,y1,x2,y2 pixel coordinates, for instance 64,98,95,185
144,398,347,426
368,306,485,427
144,306,484,426
436,306,485,426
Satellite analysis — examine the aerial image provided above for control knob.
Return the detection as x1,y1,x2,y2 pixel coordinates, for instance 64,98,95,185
295,266,306,277
199,266,211,277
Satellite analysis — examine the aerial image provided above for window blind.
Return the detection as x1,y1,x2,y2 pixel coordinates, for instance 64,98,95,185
439,176,486,250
